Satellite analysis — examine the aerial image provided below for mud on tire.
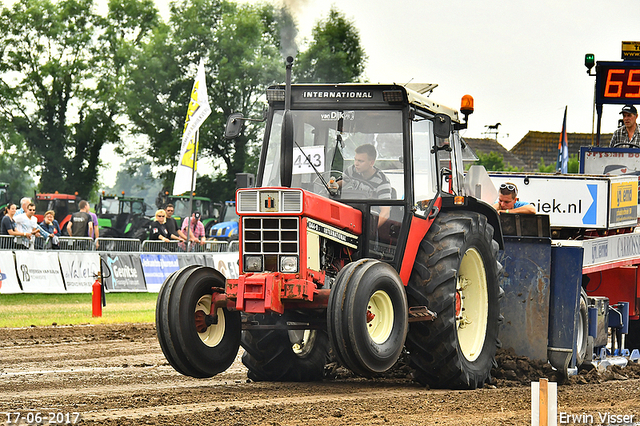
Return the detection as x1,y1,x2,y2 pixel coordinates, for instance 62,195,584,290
156,265,241,378
405,210,503,389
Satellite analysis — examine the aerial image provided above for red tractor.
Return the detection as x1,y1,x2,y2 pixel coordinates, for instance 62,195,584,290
156,58,503,389
35,192,80,234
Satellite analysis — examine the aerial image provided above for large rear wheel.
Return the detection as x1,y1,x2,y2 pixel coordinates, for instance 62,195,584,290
241,313,329,381
405,211,502,389
156,265,241,378
327,259,408,376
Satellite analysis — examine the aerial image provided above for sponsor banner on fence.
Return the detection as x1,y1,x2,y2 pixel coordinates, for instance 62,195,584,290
15,251,65,293
210,252,240,279
178,254,209,269
141,254,180,293
0,251,20,294
100,253,146,292
59,252,101,293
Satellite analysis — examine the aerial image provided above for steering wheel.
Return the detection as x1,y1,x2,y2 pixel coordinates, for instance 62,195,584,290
312,170,344,187
613,142,640,149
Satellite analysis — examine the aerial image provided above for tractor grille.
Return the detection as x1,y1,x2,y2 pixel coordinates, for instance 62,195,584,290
243,217,299,254
237,189,302,213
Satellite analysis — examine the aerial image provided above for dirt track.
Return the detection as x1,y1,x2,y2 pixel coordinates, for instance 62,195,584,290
1,323,639,426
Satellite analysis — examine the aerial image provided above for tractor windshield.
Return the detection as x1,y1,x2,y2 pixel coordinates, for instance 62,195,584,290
261,109,405,201
100,199,119,215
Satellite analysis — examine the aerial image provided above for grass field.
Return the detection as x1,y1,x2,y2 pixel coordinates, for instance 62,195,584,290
0,293,158,328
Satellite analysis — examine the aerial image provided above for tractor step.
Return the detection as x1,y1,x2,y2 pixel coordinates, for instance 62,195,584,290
408,306,437,323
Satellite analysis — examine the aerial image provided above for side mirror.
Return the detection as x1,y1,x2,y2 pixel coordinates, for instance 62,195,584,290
225,113,244,139
434,113,452,139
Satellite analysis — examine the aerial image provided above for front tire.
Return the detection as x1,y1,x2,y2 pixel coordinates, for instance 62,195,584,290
405,211,502,389
156,266,241,378
327,259,408,376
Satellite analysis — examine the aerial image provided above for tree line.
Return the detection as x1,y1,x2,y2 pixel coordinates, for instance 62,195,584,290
0,0,366,202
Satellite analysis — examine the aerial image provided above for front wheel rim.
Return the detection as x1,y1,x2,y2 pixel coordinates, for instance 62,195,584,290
367,290,394,344
194,294,225,347
456,248,489,362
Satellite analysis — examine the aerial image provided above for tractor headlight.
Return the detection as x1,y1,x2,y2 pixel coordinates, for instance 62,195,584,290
280,256,298,273
244,255,263,272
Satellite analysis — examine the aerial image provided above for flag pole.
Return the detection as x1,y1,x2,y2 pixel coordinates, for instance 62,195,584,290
185,130,198,250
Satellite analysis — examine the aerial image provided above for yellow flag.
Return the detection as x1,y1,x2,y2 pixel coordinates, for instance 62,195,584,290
173,59,212,195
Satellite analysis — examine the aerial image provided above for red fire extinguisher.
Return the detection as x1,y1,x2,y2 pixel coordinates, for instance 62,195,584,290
92,271,102,317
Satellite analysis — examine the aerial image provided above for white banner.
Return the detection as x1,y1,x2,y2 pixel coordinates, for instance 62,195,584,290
59,252,101,293
15,251,65,293
209,252,240,279
173,59,212,195
0,251,21,294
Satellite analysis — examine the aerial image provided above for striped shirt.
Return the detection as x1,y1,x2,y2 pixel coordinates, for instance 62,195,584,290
343,165,392,200
610,125,640,147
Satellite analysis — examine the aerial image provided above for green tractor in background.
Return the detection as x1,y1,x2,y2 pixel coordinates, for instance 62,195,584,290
0,183,9,216
97,192,154,241
156,191,219,234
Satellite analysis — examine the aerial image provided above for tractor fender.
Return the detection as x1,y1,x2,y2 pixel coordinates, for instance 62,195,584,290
439,196,504,250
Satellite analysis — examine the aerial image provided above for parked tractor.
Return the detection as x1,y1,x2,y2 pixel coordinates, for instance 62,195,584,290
0,183,9,216
97,192,152,241
208,200,239,241
156,192,218,234
34,192,80,234
156,57,503,389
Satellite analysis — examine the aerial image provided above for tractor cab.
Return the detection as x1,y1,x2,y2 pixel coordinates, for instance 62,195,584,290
235,81,479,269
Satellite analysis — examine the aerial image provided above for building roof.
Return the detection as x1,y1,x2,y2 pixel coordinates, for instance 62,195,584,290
510,131,614,171
463,137,528,170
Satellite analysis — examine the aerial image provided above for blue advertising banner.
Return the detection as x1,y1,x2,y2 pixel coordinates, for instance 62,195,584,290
140,254,180,293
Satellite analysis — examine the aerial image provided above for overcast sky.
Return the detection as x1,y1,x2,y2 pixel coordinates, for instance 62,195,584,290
259,0,637,149
127,0,640,184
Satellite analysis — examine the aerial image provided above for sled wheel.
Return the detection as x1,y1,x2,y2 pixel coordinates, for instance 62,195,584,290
626,317,640,352
327,258,408,376
156,265,241,378
241,313,329,381
405,211,502,389
575,288,589,366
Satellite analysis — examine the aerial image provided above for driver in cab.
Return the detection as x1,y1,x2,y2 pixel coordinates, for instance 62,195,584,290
610,104,639,147
339,143,392,226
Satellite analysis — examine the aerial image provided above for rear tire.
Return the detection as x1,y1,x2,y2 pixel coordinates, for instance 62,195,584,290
405,211,502,389
327,259,408,376
241,313,329,381
156,265,241,378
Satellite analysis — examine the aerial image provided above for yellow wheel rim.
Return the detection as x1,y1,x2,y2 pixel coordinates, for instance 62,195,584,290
456,248,489,362
195,294,225,347
367,290,394,344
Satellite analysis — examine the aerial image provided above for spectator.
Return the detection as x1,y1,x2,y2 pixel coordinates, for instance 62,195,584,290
492,182,535,214
67,200,94,239
150,209,172,242
88,206,99,248
15,197,31,216
181,211,206,247
38,210,61,249
164,204,186,241
0,203,21,243
14,202,40,248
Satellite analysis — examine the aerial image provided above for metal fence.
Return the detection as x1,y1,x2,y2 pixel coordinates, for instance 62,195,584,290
141,240,230,253
0,235,240,253
96,237,142,252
